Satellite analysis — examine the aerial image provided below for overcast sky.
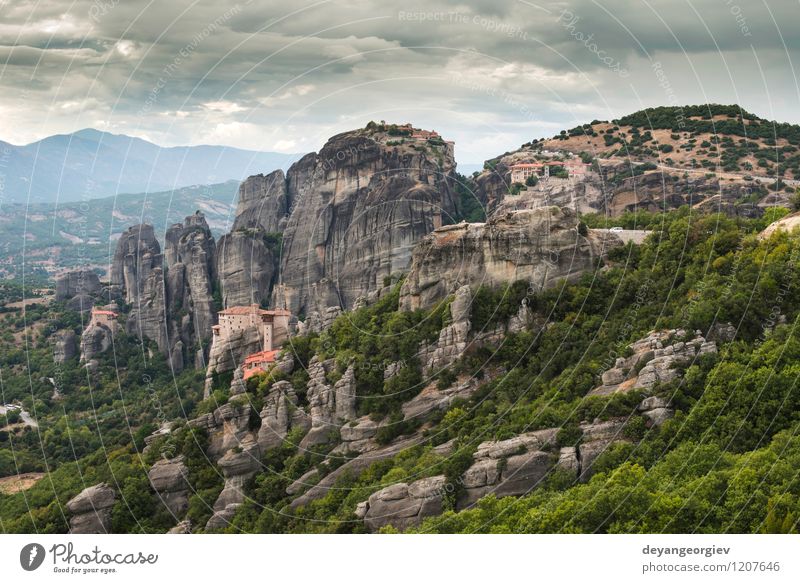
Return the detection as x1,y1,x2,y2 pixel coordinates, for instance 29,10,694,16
1,0,799,164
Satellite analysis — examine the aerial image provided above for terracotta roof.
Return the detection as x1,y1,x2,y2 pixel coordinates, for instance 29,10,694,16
243,350,279,366
91,309,117,317
510,161,589,169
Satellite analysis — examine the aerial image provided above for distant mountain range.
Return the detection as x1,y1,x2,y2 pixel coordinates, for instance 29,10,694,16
0,129,296,203
0,180,240,279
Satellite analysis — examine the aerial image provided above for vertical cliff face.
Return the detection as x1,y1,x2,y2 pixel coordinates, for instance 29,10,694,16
399,207,622,311
274,129,457,316
111,224,168,354
165,212,217,371
215,170,287,308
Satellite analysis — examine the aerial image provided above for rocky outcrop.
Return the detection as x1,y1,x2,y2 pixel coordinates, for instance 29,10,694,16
111,224,168,354
204,325,263,397
363,476,447,532
337,416,380,454
79,323,113,362
216,231,276,309
360,420,633,531
299,358,358,449
66,483,115,534
289,435,423,509
578,419,628,481
56,269,101,304
164,212,217,371
231,170,289,233
148,456,190,518
257,380,311,451
188,398,253,459
206,436,261,531
458,429,560,509
52,330,78,363
418,285,471,376
401,378,480,421
297,306,342,335
399,207,620,312
274,128,456,316
590,329,716,396
214,170,288,309
638,396,674,427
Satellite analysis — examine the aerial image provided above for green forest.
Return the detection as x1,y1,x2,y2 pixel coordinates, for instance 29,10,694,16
3,205,800,533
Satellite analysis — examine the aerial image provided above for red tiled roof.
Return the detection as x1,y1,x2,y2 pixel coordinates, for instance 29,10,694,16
92,309,117,317
243,350,279,366
510,162,590,169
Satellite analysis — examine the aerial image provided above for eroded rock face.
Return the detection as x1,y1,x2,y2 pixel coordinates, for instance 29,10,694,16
56,269,101,302
79,323,113,362
359,421,634,531
401,378,480,421
638,396,674,427
206,436,261,531
418,285,471,376
471,149,768,219
214,171,288,310
111,224,168,354
188,398,253,460
258,380,311,451
275,130,456,316
590,329,717,396
165,212,217,372
204,325,263,397
578,419,628,481
148,456,190,518
231,170,289,233
337,416,380,454
52,329,78,363
363,476,447,532
298,358,357,449
66,483,115,534
399,207,620,311
216,231,276,309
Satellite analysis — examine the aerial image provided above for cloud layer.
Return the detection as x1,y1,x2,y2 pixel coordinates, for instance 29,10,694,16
1,0,798,163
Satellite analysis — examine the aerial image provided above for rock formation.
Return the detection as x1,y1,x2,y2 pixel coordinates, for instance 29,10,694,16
52,330,78,363
418,285,471,376
362,476,447,532
590,329,716,396
257,380,311,451
214,171,289,309
79,322,113,363
299,358,357,448
148,456,190,518
274,128,457,316
164,212,217,371
66,483,115,534
204,325,263,397
216,231,276,309
400,207,621,311
111,224,168,354
55,269,102,310
206,435,261,531
359,420,630,531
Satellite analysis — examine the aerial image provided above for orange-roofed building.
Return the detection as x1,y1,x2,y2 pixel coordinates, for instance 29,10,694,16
242,349,280,380
89,308,118,330
211,304,291,352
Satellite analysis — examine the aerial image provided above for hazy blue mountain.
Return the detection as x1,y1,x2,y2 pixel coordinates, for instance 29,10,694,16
0,180,240,279
0,129,295,203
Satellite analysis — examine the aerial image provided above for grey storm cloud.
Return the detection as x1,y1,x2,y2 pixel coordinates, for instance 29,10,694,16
0,0,798,162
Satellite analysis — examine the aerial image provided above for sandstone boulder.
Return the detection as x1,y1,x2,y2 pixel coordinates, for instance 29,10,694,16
66,483,115,534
